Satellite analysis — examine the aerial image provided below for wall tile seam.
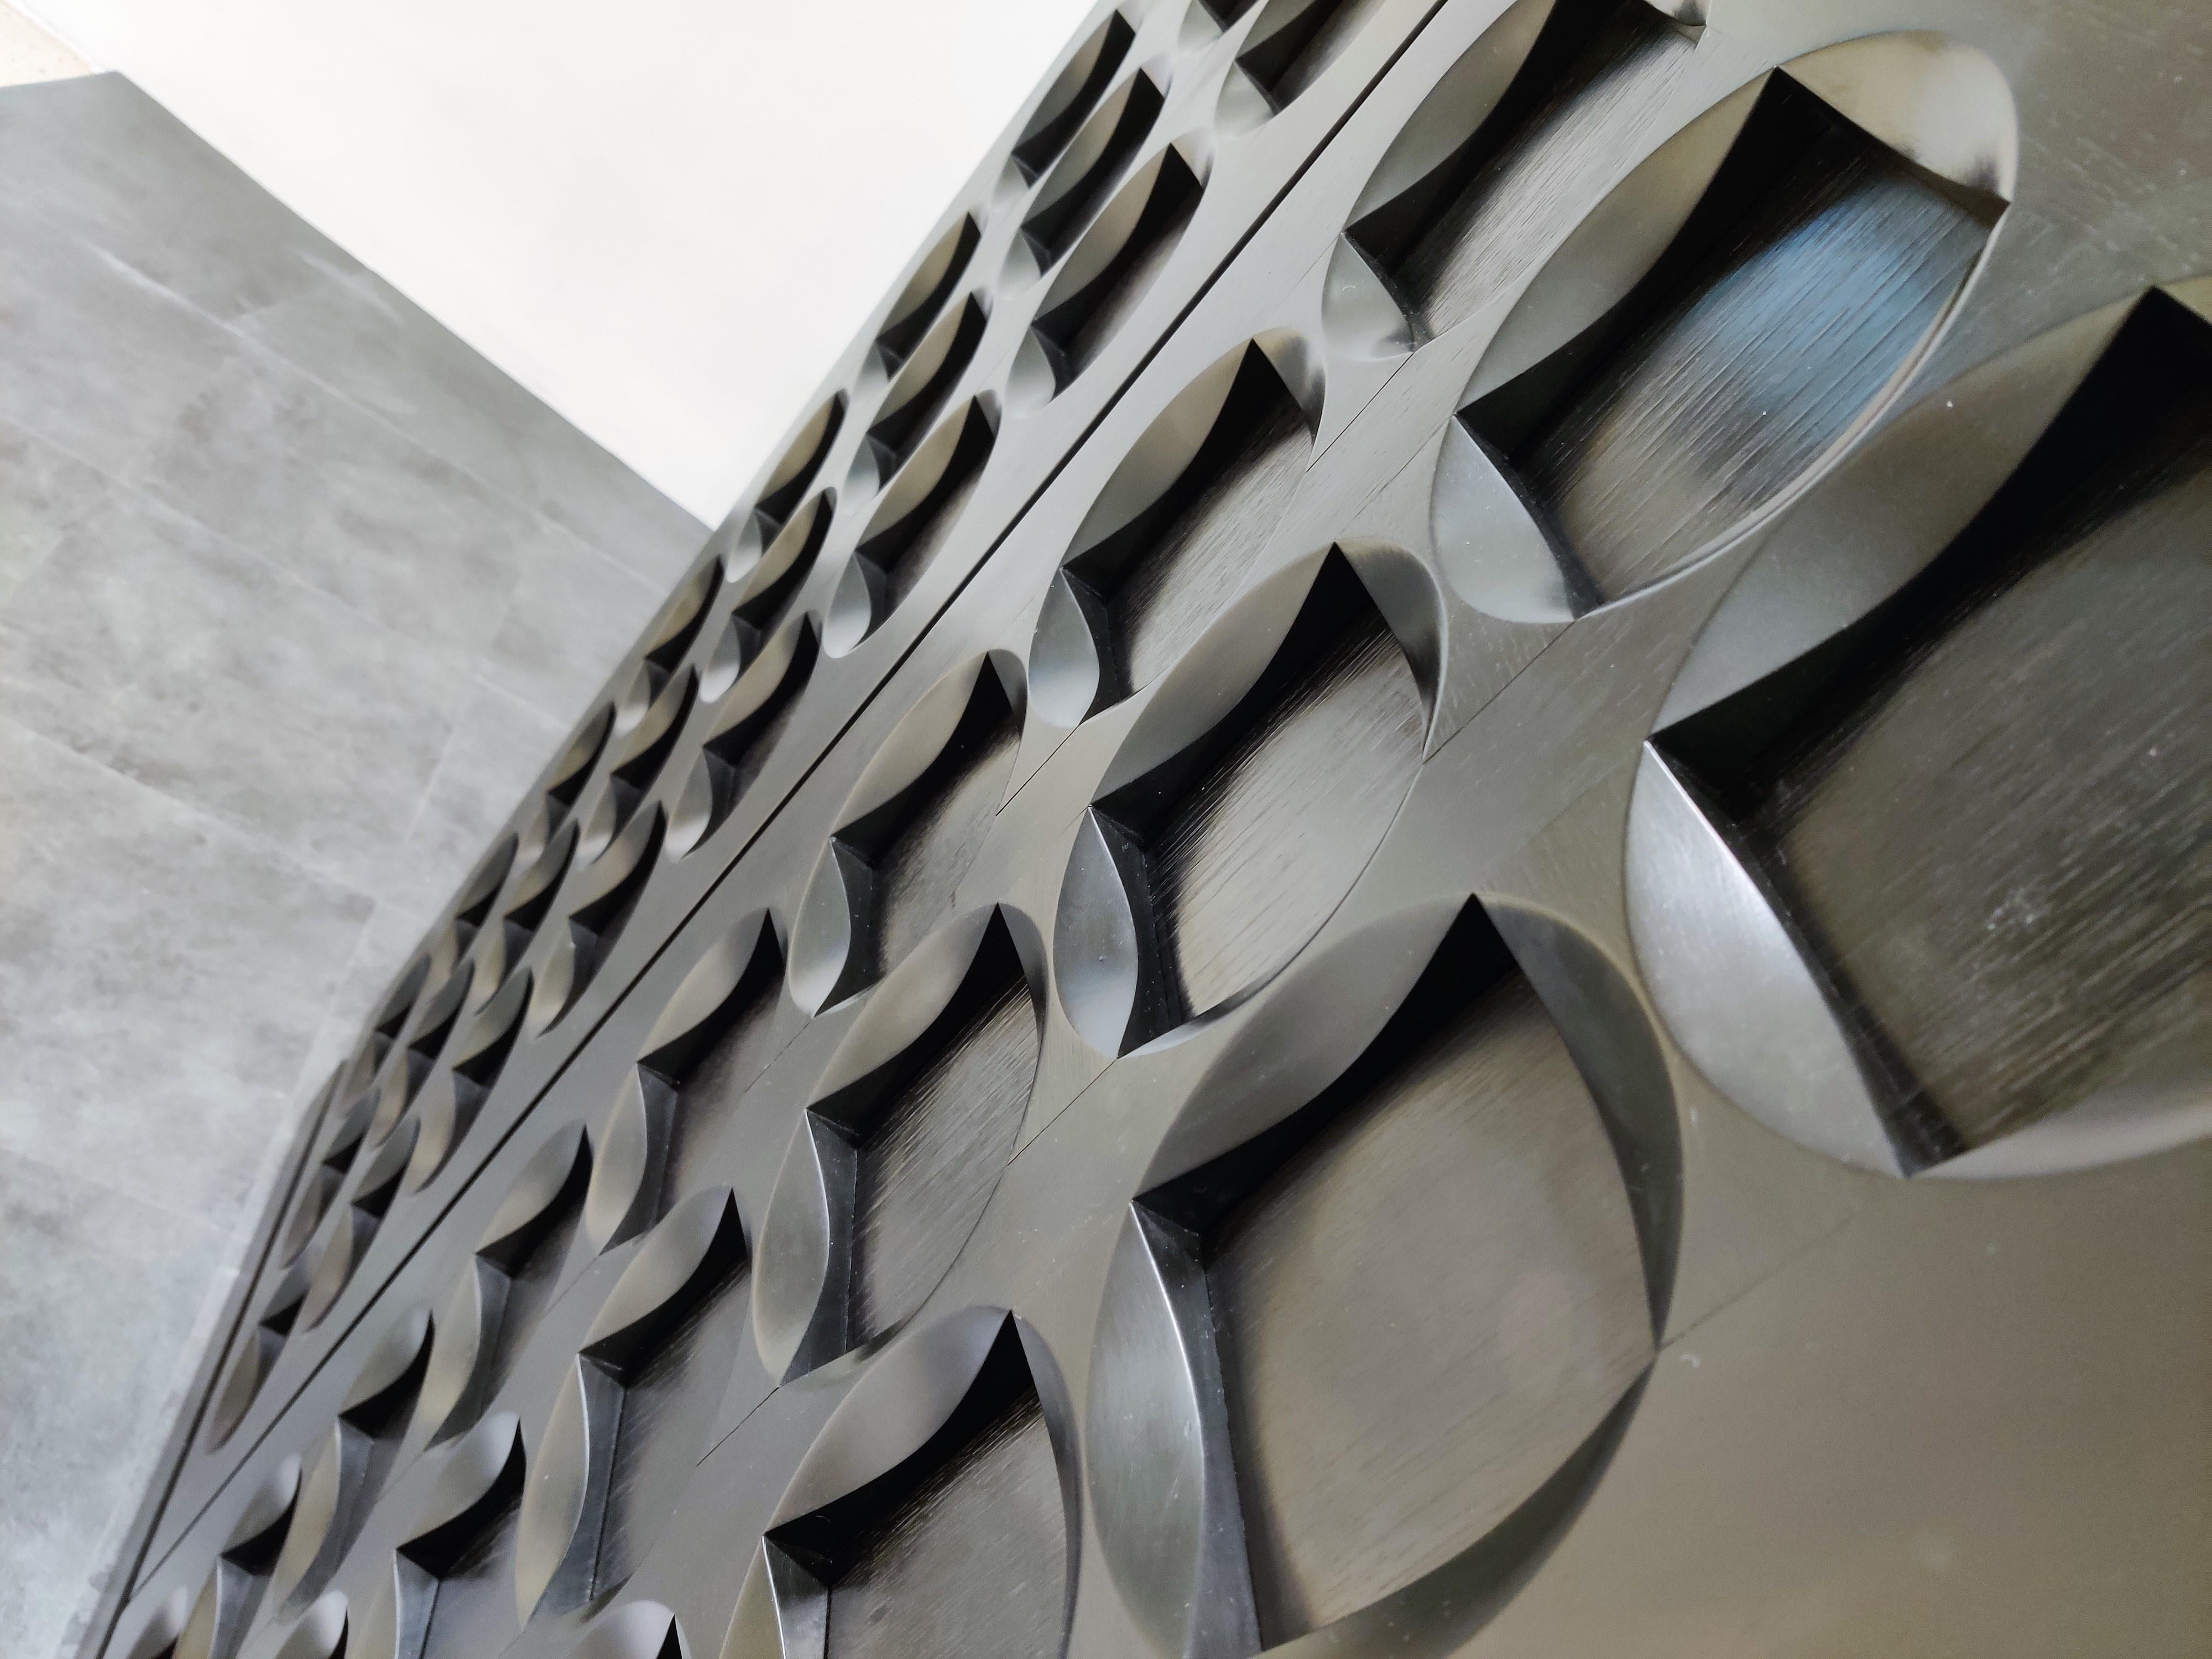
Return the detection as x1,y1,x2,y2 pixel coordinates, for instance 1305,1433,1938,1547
0,707,376,907
6,177,701,585
0,405,649,870
0,712,380,1062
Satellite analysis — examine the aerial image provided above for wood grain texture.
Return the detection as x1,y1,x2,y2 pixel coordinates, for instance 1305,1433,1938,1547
851,978,1039,1343
1515,118,1987,601
1155,608,1423,1018
872,712,1019,975
1209,973,1650,1640
1736,382,2212,1149
1395,2,1692,336
1111,389,1308,692
825,1393,1065,1659
588,1277,748,1597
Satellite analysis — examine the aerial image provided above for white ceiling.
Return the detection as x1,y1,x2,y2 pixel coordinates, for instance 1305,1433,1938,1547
18,0,1100,522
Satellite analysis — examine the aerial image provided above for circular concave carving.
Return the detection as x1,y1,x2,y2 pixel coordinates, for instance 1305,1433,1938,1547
418,1124,592,1446
600,669,699,842
120,1586,190,1659
1343,0,1696,345
826,402,997,654
238,1590,346,1659
1022,69,1164,266
207,1250,319,1453
450,834,518,942
529,805,667,1032
1015,142,1203,406
1631,288,2212,1178
518,1188,749,1619
501,822,578,969
374,961,473,1146
758,395,847,526
166,1454,301,1659
1449,49,2001,613
1030,341,1311,726
640,560,722,689
1013,10,1134,179
544,707,615,832
669,619,818,856
876,218,981,370
404,967,531,1196
791,659,1021,1010
737,1310,1074,1659
568,1600,684,1659
383,1412,528,1659
269,1308,434,1614
1058,552,1426,1053
296,1118,414,1333
585,919,785,1251
861,294,987,486
1230,0,1391,114
368,954,430,1045
1089,902,1677,1651
719,489,834,666
758,914,1041,1381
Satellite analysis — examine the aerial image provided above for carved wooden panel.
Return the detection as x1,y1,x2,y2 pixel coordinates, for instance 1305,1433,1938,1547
91,4,2209,1659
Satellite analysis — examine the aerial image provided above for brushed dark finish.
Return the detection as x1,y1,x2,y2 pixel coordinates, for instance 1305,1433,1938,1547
654,948,787,1205
100,4,2212,1656
1154,602,1424,1018
589,1275,751,1597
851,977,1039,1344
1098,363,1310,695
824,1392,1066,1659
870,706,1020,978
1389,0,1692,337
1671,296,2212,1153
450,1173,587,1443
405,1497,524,1659
885,453,987,614
1209,970,1650,1640
1036,150,1203,388
1507,89,1990,601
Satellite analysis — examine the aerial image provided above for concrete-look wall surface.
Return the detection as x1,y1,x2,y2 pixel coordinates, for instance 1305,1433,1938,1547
0,70,703,1657
15,0,1095,521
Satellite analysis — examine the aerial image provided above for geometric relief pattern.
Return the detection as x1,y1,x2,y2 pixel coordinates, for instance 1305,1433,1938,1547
91,3,2210,1659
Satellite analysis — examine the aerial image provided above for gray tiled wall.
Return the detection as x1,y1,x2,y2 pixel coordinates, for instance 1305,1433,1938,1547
0,71,707,1658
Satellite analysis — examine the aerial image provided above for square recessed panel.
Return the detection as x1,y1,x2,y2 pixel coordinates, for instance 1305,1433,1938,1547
1470,74,1992,603
1207,964,1648,1640
849,973,1039,1344
824,1391,1065,1659
1660,293,2212,1154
